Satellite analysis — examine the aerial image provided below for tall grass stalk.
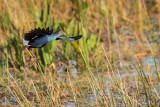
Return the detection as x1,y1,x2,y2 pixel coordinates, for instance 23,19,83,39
0,0,160,106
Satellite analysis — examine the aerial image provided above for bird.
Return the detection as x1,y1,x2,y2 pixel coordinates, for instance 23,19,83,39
23,27,82,67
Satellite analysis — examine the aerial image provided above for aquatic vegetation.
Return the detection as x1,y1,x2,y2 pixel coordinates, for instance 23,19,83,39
0,0,160,106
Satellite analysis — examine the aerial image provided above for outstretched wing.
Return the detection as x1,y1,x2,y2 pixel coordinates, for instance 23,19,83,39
24,27,53,41
56,35,82,41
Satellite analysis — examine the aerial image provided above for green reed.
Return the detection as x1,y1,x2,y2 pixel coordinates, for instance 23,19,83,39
0,0,160,106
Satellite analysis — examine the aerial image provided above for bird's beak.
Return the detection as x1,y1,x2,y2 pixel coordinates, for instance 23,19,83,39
61,30,66,36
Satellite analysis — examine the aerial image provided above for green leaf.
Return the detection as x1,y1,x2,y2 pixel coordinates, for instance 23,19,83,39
36,19,43,28
4,12,11,28
64,43,71,57
87,34,97,52
82,2,88,10
43,0,49,25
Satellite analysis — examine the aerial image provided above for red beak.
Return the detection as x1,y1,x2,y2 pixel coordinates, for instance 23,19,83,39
61,30,66,36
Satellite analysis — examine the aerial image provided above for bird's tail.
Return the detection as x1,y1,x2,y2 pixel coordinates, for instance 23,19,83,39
23,39,29,46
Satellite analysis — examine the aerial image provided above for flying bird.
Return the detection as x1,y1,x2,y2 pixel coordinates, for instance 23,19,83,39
23,27,82,67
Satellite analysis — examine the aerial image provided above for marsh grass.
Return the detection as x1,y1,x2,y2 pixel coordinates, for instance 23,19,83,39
0,0,160,106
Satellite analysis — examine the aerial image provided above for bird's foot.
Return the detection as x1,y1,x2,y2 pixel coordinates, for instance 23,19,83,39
26,57,36,68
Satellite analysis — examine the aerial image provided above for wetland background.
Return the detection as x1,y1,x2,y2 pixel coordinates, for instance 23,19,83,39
0,0,160,106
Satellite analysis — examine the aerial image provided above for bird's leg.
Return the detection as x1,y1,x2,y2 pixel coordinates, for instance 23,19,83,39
25,45,36,67
28,50,36,67
25,47,33,67
25,47,33,57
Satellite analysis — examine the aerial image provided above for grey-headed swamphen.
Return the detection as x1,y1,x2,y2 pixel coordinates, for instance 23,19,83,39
23,27,82,67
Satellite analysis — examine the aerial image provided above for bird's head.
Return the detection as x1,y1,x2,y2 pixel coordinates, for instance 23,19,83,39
54,30,66,37
49,30,66,40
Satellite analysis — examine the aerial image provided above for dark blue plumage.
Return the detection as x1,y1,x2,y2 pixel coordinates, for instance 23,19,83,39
28,35,48,48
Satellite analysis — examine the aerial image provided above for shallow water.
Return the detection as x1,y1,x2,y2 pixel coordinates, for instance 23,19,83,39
1,56,160,106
